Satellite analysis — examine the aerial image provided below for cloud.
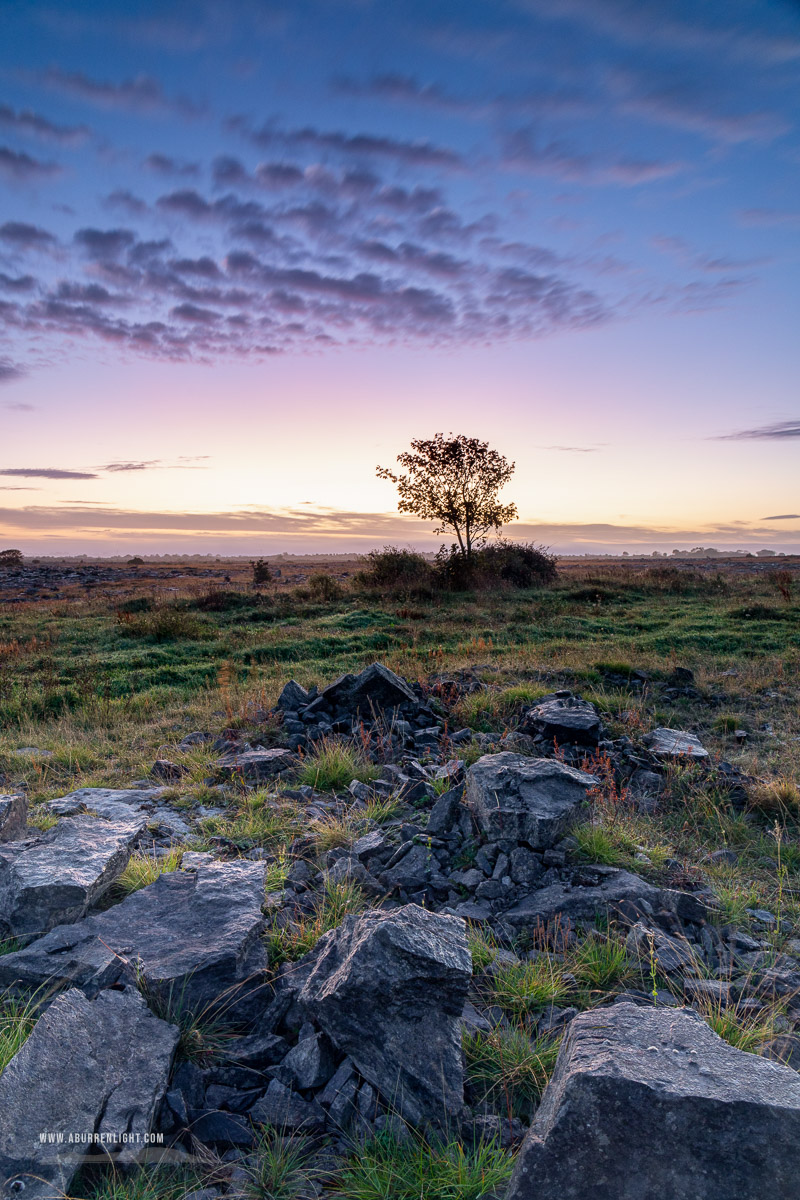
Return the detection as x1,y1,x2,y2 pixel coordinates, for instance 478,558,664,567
74,227,137,259
0,272,36,292
739,208,800,229
502,128,683,185
0,146,61,182
228,116,464,169
0,467,98,480
761,514,800,521
0,104,90,145
100,458,210,472
716,420,800,441
0,221,56,248
144,153,200,177
42,68,201,117
0,361,26,384
105,190,149,216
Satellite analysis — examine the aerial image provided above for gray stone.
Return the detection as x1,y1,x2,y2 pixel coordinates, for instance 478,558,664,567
352,830,387,862
0,794,27,842
626,921,696,974
318,662,417,717
150,758,187,781
277,680,310,711
0,987,177,1200
425,787,464,835
0,861,267,1017
380,843,433,892
521,696,602,746
317,1058,360,1128
506,1002,800,1200
0,811,147,938
465,753,598,849
299,904,471,1127
278,1032,335,1090
46,786,164,821
216,748,298,782
644,728,709,759
249,1080,326,1131
509,846,544,888
504,866,704,930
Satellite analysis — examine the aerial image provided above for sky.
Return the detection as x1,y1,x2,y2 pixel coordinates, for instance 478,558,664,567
0,0,798,556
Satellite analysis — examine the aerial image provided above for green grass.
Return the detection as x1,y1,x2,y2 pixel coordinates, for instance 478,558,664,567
110,847,184,898
243,1129,320,1199
266,879,369,965
464,1026,561,1120
569,933,632,990
333,1128,512,1200
488,957,570,1017
79,1168,207,1200
298,736,380,792
197,790,300,850
0,992,39,1074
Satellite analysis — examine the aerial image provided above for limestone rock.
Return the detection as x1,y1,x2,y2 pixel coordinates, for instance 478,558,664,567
644,728,709,759
0,987,177,1200
216,748,298,782
507,1002,800,1200
0,811,147,938
465,753,598,848
0,861,268,1018
0,794,27,842
521,696,602,746
299,904,471,1127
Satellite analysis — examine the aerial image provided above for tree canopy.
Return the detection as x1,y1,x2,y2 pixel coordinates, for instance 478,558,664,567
377,433,517,559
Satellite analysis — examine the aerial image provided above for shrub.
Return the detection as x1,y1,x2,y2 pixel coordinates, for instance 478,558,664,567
308,571,344,602
0,548,23,569
434,540,557,590
251,557,272,585
356,547,435,594
116,605,209,641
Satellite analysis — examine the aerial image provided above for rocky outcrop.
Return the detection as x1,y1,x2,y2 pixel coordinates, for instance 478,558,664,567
0,811,148,938
465,753,598,848
299,904,471,1127
521,694,602,746
0,987,177,1200
507,1001,800,1200
0,860,268,1018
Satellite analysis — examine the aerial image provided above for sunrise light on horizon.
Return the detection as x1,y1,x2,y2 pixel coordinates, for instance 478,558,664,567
1,0,798,555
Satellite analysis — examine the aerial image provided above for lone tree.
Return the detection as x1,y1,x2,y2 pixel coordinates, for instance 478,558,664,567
0,548,23,568
377,433,517,561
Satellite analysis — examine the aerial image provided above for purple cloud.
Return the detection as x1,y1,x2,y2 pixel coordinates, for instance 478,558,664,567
0,146,61,182
0,104,90,145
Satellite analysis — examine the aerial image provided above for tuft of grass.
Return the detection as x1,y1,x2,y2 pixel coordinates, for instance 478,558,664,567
569,932,632,990
333,1127,512,1200
243,1129,320,1199
26,806,59,832
573,822,635,867
697,998,784,1053
468,927,500,975
748,778,800,818
488,957,570,1017
80,1167,207,1200
299,737,379,792
266,879,369,965
454,683,549,731
0,991,39,1075
133,973,241,1064
110,847,183,899
198,790,300,850
464,1025,561,1121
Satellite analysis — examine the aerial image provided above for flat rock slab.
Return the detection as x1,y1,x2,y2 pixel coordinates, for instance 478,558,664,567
522,696,602,746
0,794,27,841
216,748,298,782
503,866,705,930
465,753,598,848
507,1001,800,1200
0,861,267,1018
644,728,709,759
0,811,148,939
46,786,165,821
300,904,471,1127
0,987,178,1200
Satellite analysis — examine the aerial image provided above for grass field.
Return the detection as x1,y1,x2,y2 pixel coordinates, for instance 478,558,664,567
2,556,800,1198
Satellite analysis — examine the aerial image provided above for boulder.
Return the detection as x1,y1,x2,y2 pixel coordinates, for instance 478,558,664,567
0,794,27,841
504,866,705,931
216,748,298,782
644,728,709,759
465,754,598,848
506,1001,800,1200
0,861,268,1018
0,811,148,938
299,904,471,1127
0,987,178,1199
277,680,310,711
521,696,602,746
46,786,164,821
316,662,418,717
249,1080,326,1132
